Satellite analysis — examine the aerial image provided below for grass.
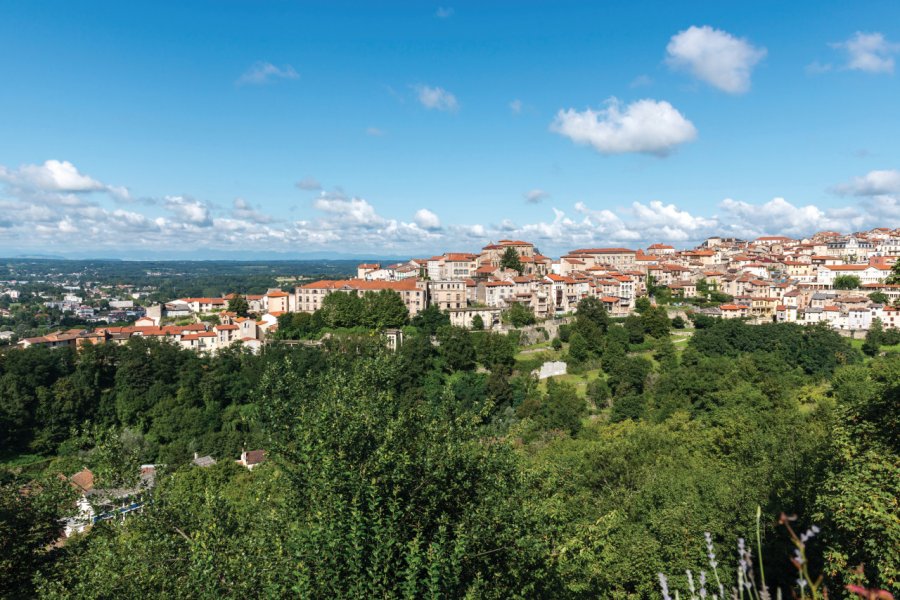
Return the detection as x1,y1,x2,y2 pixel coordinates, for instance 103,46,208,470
538,368,603,398
848,337,900,355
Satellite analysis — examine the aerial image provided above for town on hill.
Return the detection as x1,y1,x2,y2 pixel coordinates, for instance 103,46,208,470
8,228,900,352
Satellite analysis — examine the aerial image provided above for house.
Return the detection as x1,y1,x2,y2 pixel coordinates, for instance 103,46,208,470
448,306,503,330
237,449,266,470
192,453,217,468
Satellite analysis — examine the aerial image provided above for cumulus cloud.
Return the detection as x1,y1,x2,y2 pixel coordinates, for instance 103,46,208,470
414,84,459,112
550,98,697,156
0,159,129,200
236,61,299,86
666,25,767,93
435,6,454,18
833,169,900,196
313,193,384,228
164,196,213,226
366,127,385,136
524,189,549,204
414,208,441,230
3,159,898,257
509,99,523,114
831,32,900,74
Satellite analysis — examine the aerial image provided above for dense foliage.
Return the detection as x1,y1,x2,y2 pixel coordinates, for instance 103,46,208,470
1,315,897,598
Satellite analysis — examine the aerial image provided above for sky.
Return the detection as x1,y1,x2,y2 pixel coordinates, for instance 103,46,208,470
1,1,900,259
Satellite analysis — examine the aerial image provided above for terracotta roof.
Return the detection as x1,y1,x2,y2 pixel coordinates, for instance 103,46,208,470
70,468,94,492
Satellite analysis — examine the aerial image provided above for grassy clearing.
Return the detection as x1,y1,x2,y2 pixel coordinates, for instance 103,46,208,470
539,368,603,397
848,337,900,355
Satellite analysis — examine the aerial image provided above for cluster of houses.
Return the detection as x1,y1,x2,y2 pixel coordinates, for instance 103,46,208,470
62,449,266,538
14,229,900,353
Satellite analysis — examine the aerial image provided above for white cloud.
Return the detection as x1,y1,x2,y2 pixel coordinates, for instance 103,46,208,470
236,61,299,86
414,208,441,229
666,25,767,93
0,159,131,202
833,169,900,196
164,196,213,226
435,6,454,18
295,176,322,191
718,197,864,237
550,98,697,156
3,159,898,257
366,127,385,136
831,32,900,74
524,189,549,204
509,99,523,114
313,194,384,228
414,84,459,112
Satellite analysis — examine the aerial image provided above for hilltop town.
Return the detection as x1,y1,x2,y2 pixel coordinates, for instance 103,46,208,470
8,227,900,353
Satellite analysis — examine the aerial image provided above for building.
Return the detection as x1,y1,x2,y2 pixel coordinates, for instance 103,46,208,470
295,278,428,316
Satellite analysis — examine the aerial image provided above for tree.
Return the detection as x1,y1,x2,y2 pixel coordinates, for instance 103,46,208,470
410,304,450,335
0,476,73,597
362,290,409,329
475,331,516,370
568,331,590,364
471,314,484,330
833,274,862,290
887,260,900,285
504,303,536,328
539,379,585,435
320,292,364,329
654,335,678,370
253,352,555,597
227,294,250,317
624,315,645,345
575,296,609,333
863,318,883,356
436,326,477,372
671,315,686,329
500,247,524,274
641,306,671,339
869,291,889,305
814,359,900,593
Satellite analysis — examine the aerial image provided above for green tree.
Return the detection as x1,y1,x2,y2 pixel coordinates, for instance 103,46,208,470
641,306,671,339
500,247,524,274
362,290,409,329
320,292,364,328
475,331,516,371
410,304,450,335
504,303,536,328
227,294,250,317
869,291,889,305
863,317,884,357
254,352,555,597
436,326,477,372
0,476,73,597
833,274,862,290
471,314,484,330
575,296,609,333
568,331,590,364
624,315,645,345
538,379,585,435
814,359,900,594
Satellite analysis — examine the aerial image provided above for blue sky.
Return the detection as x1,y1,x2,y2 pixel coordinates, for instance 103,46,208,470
1,1,899,258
